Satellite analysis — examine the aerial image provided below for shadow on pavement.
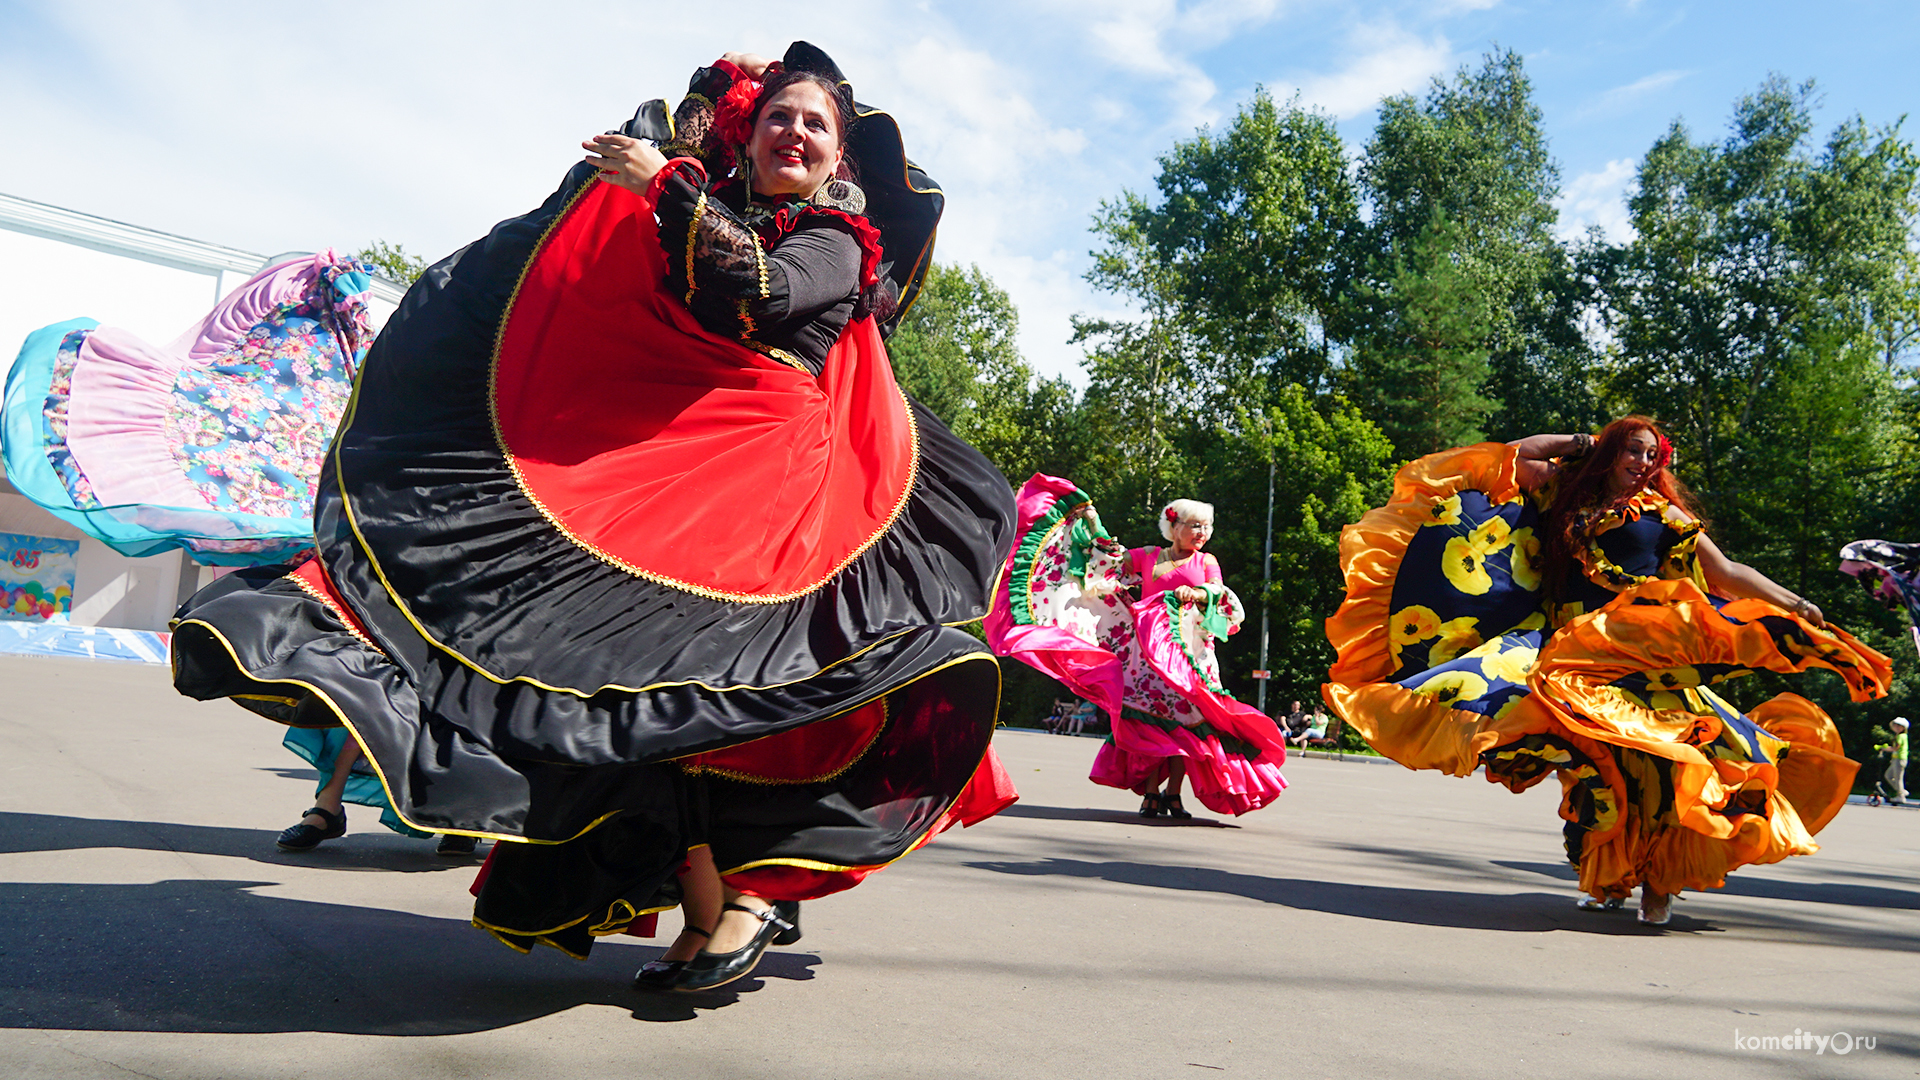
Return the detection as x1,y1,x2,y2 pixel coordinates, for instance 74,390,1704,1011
0,879,818,1033
997,803,1240,829
1495,859,1920,910
964,857,1920,948
0,811,470,874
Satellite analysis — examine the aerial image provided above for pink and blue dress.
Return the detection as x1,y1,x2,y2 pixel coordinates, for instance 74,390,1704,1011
2,250,374,564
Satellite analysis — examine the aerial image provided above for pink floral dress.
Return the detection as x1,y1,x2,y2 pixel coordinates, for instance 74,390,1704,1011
986,475,1288,815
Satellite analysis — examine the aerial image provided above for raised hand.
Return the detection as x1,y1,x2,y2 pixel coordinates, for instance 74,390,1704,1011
581,133,668,193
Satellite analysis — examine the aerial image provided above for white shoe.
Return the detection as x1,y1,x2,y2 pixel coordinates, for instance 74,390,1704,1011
1575,896,1623,912
1638,891,1671,925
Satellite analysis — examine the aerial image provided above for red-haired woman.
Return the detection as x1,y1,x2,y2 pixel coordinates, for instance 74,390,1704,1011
1324,418,1886,925
1518,419,1821,629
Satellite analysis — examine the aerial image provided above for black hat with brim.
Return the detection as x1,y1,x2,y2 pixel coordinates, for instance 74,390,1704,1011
781,41,944,336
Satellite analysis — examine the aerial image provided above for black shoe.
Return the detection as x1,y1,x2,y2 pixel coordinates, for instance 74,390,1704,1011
675,902,794,992
632,959,689,990
1139,793,1164,818
435,834,478,856
276,806,345,851
771,900,802,946
1163,794,1192,820
632,925,711,991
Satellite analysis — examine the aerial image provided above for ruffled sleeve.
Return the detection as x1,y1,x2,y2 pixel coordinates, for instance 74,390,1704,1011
1194,556,1240,638
1197,587,1240,640
657,61,748,168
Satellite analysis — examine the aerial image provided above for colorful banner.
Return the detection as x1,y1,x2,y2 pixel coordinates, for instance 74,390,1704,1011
0,531,79,622
0,623,168,663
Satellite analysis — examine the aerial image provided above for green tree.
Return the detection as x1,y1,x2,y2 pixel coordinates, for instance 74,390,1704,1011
1075,194,1207,515
1128,90,1359,391
1072,313,1202,517
889,262,1096,489
1344,207,1496,457
1604,77,1918,531
1355,48,1593,442
887,263,1021,425
355,240,429,285
1205,388,1396,700
1076,91,1359,515
1598,76,1920,755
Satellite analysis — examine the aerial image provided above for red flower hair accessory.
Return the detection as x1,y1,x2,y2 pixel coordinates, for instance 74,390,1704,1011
1654,432,1673,473
712,78,763,148
1165,507,1179,523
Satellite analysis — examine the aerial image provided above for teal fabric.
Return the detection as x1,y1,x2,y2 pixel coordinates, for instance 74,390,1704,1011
281,727,432,838
1064,509,1110,579
1198,586,1233,641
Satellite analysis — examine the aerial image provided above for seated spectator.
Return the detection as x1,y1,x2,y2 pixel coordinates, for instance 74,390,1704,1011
1064,698,1099,736
1287,707,1328,747
1282,700,1309,739
1302,706,1338,747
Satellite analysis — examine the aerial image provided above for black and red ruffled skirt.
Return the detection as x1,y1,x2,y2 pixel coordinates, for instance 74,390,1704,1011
171,163,1018,956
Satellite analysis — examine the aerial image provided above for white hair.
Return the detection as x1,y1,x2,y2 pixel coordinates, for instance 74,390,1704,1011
1158,498,1215,540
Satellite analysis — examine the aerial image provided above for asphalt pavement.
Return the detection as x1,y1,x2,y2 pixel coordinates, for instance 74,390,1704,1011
0,653,1914,1079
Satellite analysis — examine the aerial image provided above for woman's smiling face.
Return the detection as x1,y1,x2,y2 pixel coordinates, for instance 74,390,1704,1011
1172,515,1213,551
1612,429,1659,494
747,82,844,198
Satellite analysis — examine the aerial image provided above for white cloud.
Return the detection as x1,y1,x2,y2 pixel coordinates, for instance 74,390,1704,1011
4,0,1491,389
1030,0,1292,135
857,35,1099,377
1274,22,1454,119
1578,69,1691,118
0,1,1122,378
1556,158,1637,243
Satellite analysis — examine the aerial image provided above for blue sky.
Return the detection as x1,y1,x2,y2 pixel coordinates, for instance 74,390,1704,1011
2,0,1915,378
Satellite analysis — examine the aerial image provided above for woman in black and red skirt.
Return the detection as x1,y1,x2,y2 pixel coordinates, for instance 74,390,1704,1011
171,42,1017,993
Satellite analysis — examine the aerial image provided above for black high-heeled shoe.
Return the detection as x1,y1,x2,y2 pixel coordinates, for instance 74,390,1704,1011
674,902,795,992
1138,793,1164,818
1162,793,1192,820
632,925,710,991
771,900,802,946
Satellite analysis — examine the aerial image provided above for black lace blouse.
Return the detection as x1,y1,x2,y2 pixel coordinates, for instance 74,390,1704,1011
649,63,869,375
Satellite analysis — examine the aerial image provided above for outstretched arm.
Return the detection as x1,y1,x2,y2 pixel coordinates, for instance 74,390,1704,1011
1696,533,1824,626
1509,433,1593,492
1069,506,1137,582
